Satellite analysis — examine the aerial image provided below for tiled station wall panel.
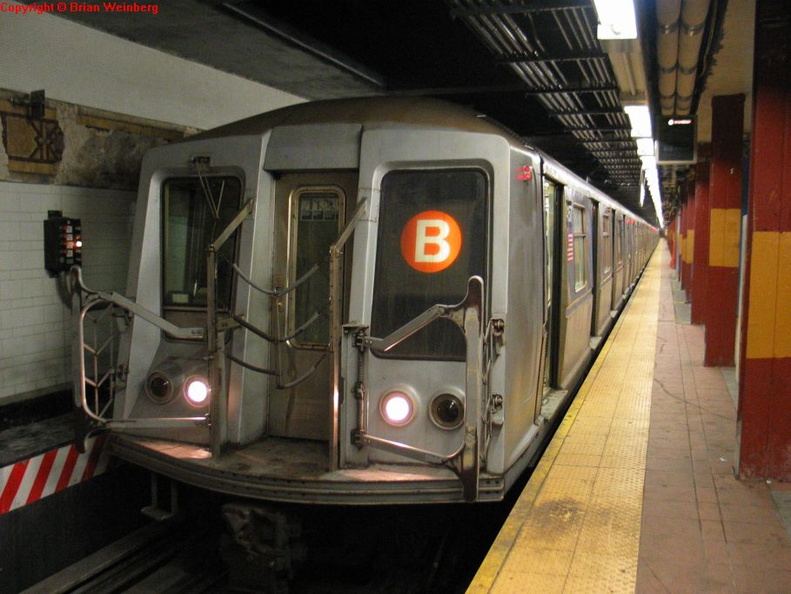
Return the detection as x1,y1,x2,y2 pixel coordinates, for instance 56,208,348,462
0,182,134,402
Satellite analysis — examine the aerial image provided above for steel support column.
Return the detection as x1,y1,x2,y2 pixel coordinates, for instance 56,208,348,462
737,0,791,480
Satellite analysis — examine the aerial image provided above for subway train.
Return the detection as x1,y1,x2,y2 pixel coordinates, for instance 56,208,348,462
71,97,657,505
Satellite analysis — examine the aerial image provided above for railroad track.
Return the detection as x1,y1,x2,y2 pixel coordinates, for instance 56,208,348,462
22,515,228,593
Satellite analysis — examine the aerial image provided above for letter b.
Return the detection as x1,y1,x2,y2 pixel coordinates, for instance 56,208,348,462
400,211,462,273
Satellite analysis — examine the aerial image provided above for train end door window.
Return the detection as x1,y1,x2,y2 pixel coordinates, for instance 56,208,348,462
289,188,345,348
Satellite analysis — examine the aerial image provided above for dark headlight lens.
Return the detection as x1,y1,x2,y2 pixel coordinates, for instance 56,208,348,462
145,372,173,404
430,394,464,429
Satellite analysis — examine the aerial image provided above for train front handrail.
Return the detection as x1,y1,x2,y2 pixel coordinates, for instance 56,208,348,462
329,197,369,471
350,276,486,501
70,267,209,452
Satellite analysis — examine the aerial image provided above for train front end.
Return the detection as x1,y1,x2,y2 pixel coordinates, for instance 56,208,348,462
71,100,547,504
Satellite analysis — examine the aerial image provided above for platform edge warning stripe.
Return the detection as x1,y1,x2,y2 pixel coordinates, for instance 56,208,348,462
467,250,661,593
0,435,108,515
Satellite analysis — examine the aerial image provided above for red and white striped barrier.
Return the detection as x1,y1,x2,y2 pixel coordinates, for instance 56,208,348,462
0,435,109,515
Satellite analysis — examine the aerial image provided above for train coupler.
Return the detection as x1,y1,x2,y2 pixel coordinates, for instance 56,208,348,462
220,503,305,593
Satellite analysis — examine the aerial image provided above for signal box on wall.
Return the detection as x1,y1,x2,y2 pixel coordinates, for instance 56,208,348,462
44,213,82,275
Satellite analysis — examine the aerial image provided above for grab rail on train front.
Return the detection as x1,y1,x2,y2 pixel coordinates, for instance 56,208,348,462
70,199,255,455
347,276,487,502
70,267,208,452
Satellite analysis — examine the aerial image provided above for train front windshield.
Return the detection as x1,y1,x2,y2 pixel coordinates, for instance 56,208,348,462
371,169,488,360
162,177,242,312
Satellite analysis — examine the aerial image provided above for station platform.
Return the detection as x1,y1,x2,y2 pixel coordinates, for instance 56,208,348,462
468,245,791,593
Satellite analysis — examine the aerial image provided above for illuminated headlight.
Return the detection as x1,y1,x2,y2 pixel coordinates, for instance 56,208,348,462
145,372,174,404
184,376,210,406
429,393,464,429
380,391,415,426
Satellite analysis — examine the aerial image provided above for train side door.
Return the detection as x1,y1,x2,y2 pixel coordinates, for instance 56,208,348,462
590,201,601,337
542,179,563,389
612,212,625,308
269,172,358,439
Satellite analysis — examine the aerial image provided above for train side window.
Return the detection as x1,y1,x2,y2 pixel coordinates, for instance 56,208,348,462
371,169,488,360
288,187,344,347
572,204,587,291
615,217,623,266
162,176,242,312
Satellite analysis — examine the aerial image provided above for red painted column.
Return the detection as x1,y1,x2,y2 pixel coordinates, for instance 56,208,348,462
704,94,744,367
666,215,677,269
738,0,791,480
677,202,687,282
690,145,711,325
681,179,695,301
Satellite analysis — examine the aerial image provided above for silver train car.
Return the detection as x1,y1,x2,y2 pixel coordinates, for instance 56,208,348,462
72,97,657,504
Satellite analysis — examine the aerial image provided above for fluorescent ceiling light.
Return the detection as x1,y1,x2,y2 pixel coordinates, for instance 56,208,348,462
640,155,663,224
636,137,654,156
641,155,658,171
624,104,653,138
593,0,638,40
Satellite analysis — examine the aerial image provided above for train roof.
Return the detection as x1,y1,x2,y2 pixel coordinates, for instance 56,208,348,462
187,96,517,142
185,96,655,229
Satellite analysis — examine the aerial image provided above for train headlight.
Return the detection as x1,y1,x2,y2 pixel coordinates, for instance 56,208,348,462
145,372,175,404
184,376,210,407
380,391,415,426
429,393,464,429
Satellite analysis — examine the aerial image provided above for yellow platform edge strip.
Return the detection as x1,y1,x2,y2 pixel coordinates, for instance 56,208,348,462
468,249,663,593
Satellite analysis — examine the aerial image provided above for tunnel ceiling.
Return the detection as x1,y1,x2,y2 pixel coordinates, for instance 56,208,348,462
44,0,735,227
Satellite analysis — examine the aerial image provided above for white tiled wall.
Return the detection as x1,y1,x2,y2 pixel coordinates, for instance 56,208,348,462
0,2,303,130
0,181,134,403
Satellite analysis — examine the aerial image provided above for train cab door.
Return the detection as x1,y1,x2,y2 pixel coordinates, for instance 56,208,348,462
268,171,359,440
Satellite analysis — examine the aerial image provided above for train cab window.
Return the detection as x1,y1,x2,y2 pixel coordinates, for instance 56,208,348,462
288,188,344,347
371,169,488,360
162,177,242,313
602,210,613,275
572,204,587,291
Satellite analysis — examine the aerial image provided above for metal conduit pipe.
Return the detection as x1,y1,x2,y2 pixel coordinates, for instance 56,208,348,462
676,0,711,114
657,0,682,114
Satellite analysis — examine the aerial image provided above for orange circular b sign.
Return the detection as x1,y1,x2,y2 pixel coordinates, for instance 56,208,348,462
400,210,462,273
